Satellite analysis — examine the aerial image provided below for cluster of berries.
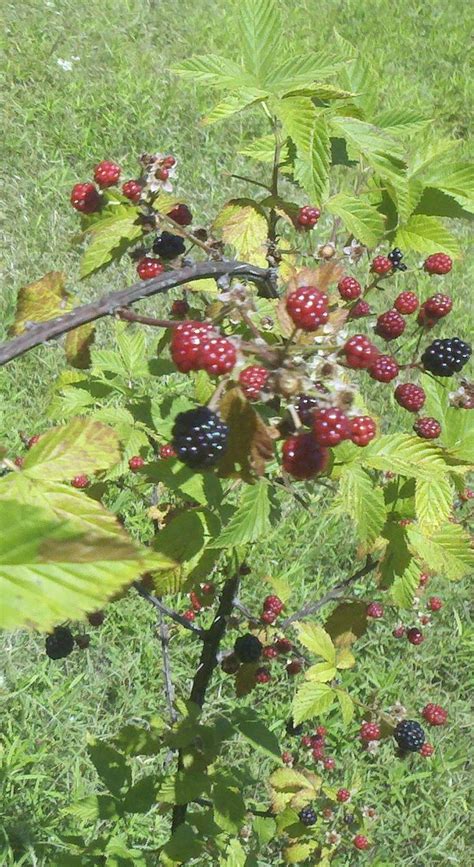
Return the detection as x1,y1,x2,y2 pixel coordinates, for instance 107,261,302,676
260,594,284,624
221,627,302,685
171,320,237,375
45,611,105,659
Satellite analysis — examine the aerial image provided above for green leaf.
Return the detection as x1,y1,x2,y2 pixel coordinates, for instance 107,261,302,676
395,215,461,258
239,0,281,86
115,322,149,378
409,139,462,179
406,524,474,580
336,465,386,545
112,721,165,756
239,133,281,163
22,418,121,480
122,776,161,814
294,115,331,204
375,108,430,136
336,690,354,725
325,193,385,246
420,373,474,461
213,782,246,834
292,682,335,725
210,481,271,548
172,54,250,88
162,824,203,862
334,32,378,117
87,739,131,798
144,460,223,507
66,795,123,822
203,88,268,125
232,707,281,759
423,162,474,202
267,50,343,93
414,187,474,221
361,433,447,480
0,494,161,631
158,770,211,805
295,623,336,664
415,476,453,533
221,839,248,867
284,842,319,864
330,117,404,159
212,199,268,265
274,96,318,154
253,816,277,846
80,206,143,278
391,559,420,609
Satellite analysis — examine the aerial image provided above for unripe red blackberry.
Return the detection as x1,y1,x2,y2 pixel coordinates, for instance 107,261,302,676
371,255,392,275
296,205,320,229
424,253,452,275
281,750,294,765
27,434,40,449
349,300,371,319
171,299,190,318
323,757,335,770
315,725,327,737
275,637,293,654
427,596,443,611
312,743,325,760
395,383,426,412
189,591,202,612
421,703,447,725
255,667,271,684
343,334,378,369
420,742,435,757
407,626,424,645
286,285,329,331
286,659,302,676
183,609,195,622
70,182,101,213
301,735,313,748
413,417,441,439
262,645,278,660
239,365,269,401
170,320,215,372
353,835,370,850
94,160,121,188
234,633,262,663
161,155,176,169
282,433,329,479
338,276,361,301
359,722,381,742
419,572,430,587
167,203,193,226
201,581,214,595
263,595,283,614
122,179,142,202
137,257,165,280
366,601,384,618
392,625,405,638
197,335,237,376
159,443,176,459
350,416,376,447
261,609,277,625
313,407,351,447
375,309,406,340
71,474,90,489
128,455,144,472
336,788,351,803
369,354,399,382
424,293,453,321
394,291,419,314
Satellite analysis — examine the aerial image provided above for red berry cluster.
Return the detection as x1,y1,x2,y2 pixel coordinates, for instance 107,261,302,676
424,253,452,275
170,321,237,375
137,257,164,280
296,205,321,229
182,582,215,622
239,365,269,401
286,285,329,331
261,594,284,624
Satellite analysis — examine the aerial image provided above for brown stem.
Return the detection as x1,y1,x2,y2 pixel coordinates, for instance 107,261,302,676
117,308,177,328
280,556,378,628
171,571,241,831
0,260,273,367
157,613,178,724
134,581,204,636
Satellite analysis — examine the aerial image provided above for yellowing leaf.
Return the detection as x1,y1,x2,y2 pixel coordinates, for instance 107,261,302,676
336,647,356,669
292,681,335,725
336,690,354,725
80,206,144,278
10,271,70,336
212,200,268,265
324,602,368,648
407,523,474,581
22,418,121,480
390,559,419,609
305,662,337,682
218,386,275,481
295,622,336,664
415,475,453,533
65,322,96,369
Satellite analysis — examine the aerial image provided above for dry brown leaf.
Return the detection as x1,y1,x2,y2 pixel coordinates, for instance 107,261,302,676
65,322,95,368
218,386,275,481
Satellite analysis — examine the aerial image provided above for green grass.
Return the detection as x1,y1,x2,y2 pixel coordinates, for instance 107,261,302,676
1,0,473,864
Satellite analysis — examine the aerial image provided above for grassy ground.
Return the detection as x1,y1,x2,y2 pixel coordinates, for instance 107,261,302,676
1,0,473,864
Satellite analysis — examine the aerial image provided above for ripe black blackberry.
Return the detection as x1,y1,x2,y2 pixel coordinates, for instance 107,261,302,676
286,717,303,736
394,719,425,752
45,626,74,659
299,805,317,826
294,393,319,426
234,633,263,663
388,248,407,271
421,337,471,377
152,231,186,259
171,407,228,468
